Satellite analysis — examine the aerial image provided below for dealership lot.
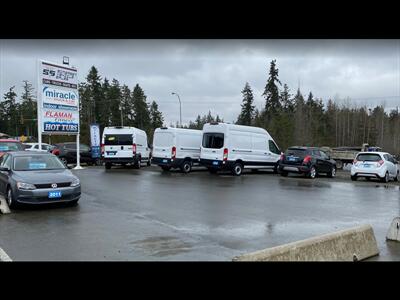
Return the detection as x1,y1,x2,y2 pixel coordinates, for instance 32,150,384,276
0,165,399,261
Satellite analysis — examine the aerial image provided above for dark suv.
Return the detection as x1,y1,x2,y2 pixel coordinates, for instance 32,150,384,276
51,142,100,166
279,146,337,179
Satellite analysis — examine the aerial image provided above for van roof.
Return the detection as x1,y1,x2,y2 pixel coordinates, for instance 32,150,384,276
203,122,270,136
155,127,201,134
103,126,146,135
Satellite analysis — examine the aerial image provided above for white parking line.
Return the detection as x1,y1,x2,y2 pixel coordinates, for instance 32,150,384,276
0,247,12,262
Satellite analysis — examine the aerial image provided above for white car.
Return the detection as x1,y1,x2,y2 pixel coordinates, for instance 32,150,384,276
351,151,399,182
23,143,54,153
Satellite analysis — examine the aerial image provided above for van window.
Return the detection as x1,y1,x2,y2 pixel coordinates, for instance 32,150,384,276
268,140,280,154
154,132,173,147
104,134,133,146
202,133,224,149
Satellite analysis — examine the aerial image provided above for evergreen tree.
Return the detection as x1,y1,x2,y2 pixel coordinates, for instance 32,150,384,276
262,59,282,124
1,86,19,136
131,84,151,133
121,85,132,126
20,80,37,137
109,79,122,126
237,82,255,125
148,100,164,142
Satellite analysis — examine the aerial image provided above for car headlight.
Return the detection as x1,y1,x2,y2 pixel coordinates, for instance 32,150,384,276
70,178,80,187
17,182,36,190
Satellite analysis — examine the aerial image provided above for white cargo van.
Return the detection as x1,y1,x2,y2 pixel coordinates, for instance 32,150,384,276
200,122,281,176
152,127,202,173
101,126,150,169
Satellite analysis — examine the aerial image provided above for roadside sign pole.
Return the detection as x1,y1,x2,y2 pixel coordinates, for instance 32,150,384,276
37,60,42,149
74,133,83,169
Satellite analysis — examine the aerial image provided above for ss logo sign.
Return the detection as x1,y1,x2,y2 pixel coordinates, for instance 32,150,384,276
43,69,56,76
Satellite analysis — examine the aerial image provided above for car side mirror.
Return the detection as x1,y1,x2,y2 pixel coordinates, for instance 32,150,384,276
0,166,10,172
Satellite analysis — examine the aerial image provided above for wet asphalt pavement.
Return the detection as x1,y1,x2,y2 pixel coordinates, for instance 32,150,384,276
1,165,399,261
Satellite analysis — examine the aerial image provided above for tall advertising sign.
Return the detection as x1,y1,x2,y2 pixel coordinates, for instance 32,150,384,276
90,123,101,159
38,61,79,134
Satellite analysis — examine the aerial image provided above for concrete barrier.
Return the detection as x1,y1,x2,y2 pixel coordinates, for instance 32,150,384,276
0,195,11,214
233,224,379,261
0,247,12,262
386,217,400,242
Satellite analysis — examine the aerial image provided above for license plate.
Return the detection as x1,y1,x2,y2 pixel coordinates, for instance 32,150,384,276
107,152,115,156
213,161,219,166
163,159,168,163
363,164,371,168
288,157,296,161
48,191,62,198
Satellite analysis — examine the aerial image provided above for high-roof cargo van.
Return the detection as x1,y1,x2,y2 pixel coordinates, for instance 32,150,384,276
101,126,150,169
200,122,281,176
152,127,203,173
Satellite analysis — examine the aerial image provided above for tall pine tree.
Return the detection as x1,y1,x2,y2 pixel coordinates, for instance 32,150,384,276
237,82,255,126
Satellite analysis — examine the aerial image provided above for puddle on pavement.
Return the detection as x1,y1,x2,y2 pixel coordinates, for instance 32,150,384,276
130,236,192,257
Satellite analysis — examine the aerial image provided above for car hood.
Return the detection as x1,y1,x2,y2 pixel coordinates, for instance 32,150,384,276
12,169,77,184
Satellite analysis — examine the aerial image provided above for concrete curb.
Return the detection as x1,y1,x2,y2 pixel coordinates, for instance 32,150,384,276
0,247,12,262
233,224,379,261
386,217,400,242
0,195,11,214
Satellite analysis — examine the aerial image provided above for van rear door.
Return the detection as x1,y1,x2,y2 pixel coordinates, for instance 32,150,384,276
104,134,133,158
153,131,174,159
201,133,225,160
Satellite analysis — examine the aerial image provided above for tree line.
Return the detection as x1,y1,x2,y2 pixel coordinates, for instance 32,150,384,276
234,60,400,155
1,61,399,155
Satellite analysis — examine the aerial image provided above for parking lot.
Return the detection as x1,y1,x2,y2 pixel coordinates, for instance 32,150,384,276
1,165,399,261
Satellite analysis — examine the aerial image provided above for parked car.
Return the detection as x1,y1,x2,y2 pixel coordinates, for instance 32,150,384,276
101,126,151,169
0,139,24,158
279,146,337,179
351,152,399,182
152,127,203,173
51,142,98,166
24,142,55,153
200,122,281,176
0,151,81,208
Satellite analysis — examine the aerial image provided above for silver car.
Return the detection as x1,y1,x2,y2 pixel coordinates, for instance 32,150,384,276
0,152,81,208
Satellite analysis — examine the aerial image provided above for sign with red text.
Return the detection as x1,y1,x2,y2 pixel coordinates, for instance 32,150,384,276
38,61,79,134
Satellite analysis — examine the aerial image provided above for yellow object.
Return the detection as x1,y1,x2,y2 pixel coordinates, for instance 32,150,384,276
20,135,27,142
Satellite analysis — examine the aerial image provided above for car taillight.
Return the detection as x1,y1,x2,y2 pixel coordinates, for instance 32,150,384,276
223,148,228,161
52,149,60,156
280,154,285,161
132,143,136,154
101,144,104,155
303,155,312,164
172,146,176,159
378,160,384,166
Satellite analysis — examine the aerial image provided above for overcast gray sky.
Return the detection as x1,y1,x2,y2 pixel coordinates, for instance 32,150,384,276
0,39,399,125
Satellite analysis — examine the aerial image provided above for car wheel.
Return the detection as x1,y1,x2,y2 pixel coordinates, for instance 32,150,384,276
6,187,18,209
327,166,336,178
280,171,288,177
394,171,399,182
69,199,79,206
308,166,317,179
232,162,243,176
351,175,357,181
105,162,112,169
381,172,389,183
180,161,192,173
161,166,171,171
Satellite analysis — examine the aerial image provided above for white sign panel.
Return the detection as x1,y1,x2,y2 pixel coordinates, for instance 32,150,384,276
38,61,79,134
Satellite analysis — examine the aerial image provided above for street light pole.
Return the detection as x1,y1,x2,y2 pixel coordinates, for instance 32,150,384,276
171,92,182,127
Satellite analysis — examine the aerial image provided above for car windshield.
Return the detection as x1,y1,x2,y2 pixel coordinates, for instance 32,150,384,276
13,155,66,171
356,153,382,162
0,142,24,152
202,133,224,149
